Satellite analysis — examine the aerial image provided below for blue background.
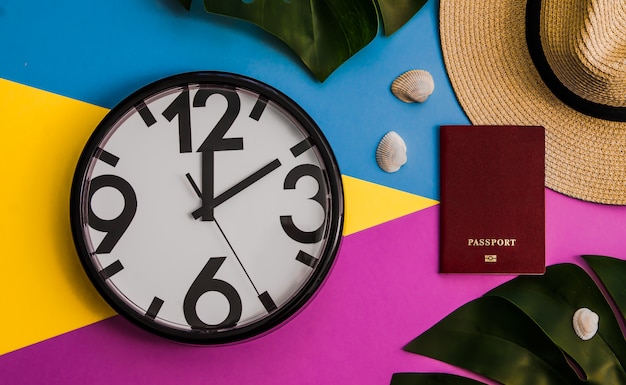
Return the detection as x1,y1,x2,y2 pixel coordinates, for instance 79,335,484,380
0,0,468,201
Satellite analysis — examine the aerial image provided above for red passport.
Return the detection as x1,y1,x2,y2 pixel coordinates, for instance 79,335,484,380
439,125,545,274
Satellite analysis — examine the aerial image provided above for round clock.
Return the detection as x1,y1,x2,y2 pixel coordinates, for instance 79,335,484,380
70,71,344,344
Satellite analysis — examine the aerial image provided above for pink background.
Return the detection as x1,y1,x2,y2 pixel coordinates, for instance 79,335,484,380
2,189,625,384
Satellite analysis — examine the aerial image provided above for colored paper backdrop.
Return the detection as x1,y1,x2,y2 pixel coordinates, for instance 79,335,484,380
1,1,625,384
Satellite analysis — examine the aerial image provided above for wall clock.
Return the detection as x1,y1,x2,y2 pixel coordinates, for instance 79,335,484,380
70,71,344,345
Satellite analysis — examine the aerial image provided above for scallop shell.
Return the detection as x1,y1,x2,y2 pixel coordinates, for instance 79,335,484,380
391,69,435,103
573,308,599,340
376,131,407,173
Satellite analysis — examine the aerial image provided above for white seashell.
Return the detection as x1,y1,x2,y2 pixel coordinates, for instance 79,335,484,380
376,131,407,173
573,308,599,340
391,70,435,103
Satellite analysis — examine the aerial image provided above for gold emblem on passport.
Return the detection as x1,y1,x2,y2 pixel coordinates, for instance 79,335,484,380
484,255,497,263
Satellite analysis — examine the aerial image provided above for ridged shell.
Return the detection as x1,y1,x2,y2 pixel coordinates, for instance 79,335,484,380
391,70,435,103
573,308,599,340
376,131,407,173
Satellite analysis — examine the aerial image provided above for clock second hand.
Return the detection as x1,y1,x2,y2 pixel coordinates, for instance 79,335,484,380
212,217,260,296
185,173,278,313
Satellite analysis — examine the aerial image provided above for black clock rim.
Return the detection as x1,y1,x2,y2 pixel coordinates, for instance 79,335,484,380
70,71,344,345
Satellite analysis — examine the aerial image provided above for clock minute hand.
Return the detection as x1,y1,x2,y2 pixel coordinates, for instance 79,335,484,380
192,158,282,220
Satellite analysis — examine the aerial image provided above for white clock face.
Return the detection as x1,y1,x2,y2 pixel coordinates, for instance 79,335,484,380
71,72,343,344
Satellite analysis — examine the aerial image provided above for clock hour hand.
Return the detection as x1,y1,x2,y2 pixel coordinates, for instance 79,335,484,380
190,158,282,220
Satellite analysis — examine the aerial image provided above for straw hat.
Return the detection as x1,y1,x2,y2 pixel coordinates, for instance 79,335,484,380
439,0,626,204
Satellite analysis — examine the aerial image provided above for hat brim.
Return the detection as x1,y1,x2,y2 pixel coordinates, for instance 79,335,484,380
440,0,626,205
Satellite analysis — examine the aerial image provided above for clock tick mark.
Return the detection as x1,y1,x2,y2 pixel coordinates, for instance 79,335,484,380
296,250,319,268
290,138,314,158
249,95,268,121
259,291,277,313
135,101,157,127
94,147,119,167
99,260,124,280
146,297,164,319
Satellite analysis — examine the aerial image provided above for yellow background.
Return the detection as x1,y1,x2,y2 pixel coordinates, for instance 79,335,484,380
0,79,437,355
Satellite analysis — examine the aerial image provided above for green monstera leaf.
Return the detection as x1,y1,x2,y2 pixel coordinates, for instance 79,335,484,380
396,255,626,385
176,0,428,81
